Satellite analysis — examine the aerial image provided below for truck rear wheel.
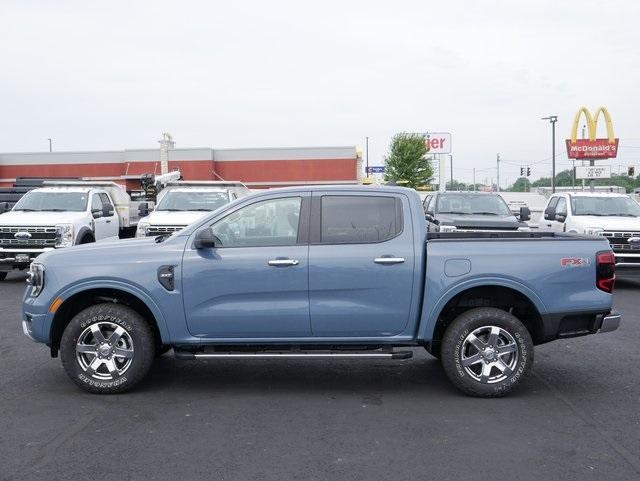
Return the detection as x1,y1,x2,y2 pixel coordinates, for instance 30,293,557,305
0,272,6,281
60,303,155,394
440,307,533,398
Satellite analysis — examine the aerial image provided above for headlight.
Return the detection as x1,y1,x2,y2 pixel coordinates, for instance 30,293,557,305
26,263,45,297
439,225,457,233
55,224,74,247
136,222,150,238
584,227,604,236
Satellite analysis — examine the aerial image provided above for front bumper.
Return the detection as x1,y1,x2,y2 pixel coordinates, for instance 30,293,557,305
0,248,54,270
599,312,622,333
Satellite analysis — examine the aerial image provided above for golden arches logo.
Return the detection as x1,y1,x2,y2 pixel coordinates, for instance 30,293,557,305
566,106,618,160
569,106,615,144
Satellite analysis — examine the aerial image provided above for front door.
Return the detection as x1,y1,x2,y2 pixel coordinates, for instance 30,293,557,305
90,193,109,241
182,194,311,338
308,192,415,337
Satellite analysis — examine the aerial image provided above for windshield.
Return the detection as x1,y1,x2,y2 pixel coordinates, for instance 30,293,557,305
12,191,88,212
571,196,640,217
156,191,230,212
436,194,512,216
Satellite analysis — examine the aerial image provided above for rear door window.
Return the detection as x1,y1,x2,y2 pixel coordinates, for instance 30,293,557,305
320,196,402,244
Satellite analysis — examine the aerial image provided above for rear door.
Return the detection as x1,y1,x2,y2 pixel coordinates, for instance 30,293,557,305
308,192,415,337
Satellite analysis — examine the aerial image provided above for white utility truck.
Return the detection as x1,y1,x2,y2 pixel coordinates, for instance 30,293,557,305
136,181,250,237
539,191,640,279
0,181,147,280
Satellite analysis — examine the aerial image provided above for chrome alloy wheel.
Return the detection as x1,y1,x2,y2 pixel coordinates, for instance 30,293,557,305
460,325,519,384
75,322,135,380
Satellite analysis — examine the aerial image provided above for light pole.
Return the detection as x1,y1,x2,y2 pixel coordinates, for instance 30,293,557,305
47,138,52,152
541,116,558,193
450,155,453,190
365,136,369,176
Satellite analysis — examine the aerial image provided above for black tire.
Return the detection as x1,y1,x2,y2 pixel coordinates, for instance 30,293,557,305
440,307,533,398
60,303,155,394
0,272,7,281
79,235,95,244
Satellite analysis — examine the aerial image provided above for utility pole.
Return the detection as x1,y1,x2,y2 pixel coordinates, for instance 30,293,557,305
365,136,369,175
496,153,500,192
47,138,52,152
542,116,558,193
581,124,586,191
473,168,476,191
450,155,454,190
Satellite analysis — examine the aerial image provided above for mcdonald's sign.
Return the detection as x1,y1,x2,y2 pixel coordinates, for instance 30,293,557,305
566,106,619,159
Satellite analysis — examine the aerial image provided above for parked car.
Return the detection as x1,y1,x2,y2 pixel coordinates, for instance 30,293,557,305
423,192,530,232
136,181,250,237
0,181,146,280
539,192,640,279
22,186,619,397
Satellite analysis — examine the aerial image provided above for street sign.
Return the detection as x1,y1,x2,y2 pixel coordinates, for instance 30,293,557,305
366,166,385,174
575,165,611,180
425,132,452,154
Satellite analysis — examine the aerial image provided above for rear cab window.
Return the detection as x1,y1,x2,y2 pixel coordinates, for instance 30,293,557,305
318,195,403,244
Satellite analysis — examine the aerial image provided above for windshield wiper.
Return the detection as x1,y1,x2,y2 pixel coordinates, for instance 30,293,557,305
158,209,183,212
439,211,468,215
41,208,67,212
606,213,637,217
191,208,212,211
14,208,39,212
471,212,499,215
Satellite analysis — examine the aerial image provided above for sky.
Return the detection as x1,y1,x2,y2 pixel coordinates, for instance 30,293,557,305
1,0,640,186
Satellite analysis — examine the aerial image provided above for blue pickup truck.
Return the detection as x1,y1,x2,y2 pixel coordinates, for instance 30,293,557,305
22,186,621,397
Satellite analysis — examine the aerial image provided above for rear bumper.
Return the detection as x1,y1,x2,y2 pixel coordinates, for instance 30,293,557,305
541,310,621,342
599,312,621,333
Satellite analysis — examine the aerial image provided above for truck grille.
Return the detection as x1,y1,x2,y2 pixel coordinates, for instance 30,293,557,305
601,231,640,252
146,225,186,236
0,226,58,247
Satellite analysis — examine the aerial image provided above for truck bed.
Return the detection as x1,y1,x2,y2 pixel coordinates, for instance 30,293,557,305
427,231,592,240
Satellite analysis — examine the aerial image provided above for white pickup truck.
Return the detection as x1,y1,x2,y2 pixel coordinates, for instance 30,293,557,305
539,192,640,278
0,181,146,280
136,181,250,237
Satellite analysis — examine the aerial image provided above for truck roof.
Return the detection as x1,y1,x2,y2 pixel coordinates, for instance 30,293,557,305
31,186,98,194
248,184,418,195
561,192,629,198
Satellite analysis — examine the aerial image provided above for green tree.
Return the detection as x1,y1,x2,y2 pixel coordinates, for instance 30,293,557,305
508,177,531,192
530,169,640,192
384,133,433,188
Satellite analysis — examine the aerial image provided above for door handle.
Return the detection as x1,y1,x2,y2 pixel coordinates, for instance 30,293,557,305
106,220,111,223
374,257,405,265
268,259,299,267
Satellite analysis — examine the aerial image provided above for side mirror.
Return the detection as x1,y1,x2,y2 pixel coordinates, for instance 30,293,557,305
102,204,115,217
0,202,9,214
425,213,435,222
544,207,556,221
555,213,566,223
138,202,149,217
194,228,220,249
92,208,103,219
519,206,531,222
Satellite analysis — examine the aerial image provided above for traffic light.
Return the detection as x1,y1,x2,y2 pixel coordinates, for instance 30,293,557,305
628,166,635,177
526,167,531,177
520,167,525,176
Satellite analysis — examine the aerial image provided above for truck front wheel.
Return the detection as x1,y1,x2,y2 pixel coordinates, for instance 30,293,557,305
440,307,533,398
0,272,6,281
60,303,155,394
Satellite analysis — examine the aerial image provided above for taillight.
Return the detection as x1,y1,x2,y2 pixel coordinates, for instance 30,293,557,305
596,250,615,293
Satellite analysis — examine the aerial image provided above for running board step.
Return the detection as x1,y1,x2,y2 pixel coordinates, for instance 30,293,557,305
174,350,413,361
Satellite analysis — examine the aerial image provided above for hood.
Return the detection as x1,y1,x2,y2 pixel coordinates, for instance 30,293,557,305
142,210,210,226
437,213,520,230
0,210,87,226
569,215,640,232
36,235,184,267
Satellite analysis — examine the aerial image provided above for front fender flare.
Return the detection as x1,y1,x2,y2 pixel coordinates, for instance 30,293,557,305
53,279,171,343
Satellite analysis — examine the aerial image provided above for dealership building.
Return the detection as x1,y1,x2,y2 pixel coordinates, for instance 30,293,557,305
0,145,363,190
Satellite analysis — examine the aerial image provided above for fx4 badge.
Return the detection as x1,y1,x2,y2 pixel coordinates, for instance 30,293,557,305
561,257,590,267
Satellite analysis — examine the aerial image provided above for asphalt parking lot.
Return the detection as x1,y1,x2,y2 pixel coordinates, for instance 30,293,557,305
1,272,639,481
